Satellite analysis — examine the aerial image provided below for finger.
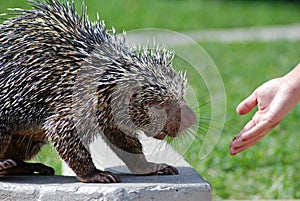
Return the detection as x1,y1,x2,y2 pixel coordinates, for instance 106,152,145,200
236,92,258,115
230,120,275,155
230,128,270,155
231,119,271,147
240,118,257,134
230,117,258,145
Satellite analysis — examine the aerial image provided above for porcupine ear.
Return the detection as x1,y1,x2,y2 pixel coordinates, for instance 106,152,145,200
128,84,142,103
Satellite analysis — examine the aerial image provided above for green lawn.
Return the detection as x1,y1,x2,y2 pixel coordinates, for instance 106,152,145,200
1,0,300,31
184,40,300,199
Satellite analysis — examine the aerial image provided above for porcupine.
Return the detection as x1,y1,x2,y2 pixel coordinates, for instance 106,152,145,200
0,0,196,183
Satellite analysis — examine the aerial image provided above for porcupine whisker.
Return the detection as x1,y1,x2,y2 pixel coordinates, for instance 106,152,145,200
187,88,225,108
199,116,225,132
190,129,204,143
150,137,172,163
155,142,169,162
186,126,200,141
164,142,176,163
145,137,165,158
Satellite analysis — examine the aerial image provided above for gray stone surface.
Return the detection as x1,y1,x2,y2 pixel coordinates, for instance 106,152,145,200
0,166,211,201
56,132,212,200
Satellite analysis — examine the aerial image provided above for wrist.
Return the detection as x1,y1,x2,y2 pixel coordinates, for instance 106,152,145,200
282,63,300,101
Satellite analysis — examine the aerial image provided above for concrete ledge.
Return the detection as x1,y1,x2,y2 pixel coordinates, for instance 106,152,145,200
0,137,212,200
0,166,211,201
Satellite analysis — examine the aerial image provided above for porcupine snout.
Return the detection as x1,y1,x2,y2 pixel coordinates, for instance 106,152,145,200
178,105,197,133
152,102,196,140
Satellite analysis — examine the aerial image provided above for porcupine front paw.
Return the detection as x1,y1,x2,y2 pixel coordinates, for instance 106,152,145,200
78,169,120,183
0,159,55,175
130,162,179,176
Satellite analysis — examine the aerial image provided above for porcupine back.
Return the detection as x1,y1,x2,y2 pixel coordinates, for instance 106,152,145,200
0,0,187,145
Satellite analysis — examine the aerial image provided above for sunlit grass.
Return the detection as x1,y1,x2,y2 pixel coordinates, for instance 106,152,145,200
184,40,300,199
1,0,300,31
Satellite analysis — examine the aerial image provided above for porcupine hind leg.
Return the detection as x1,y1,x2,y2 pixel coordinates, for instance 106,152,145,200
0,124,54,176
45,113,120,183
0,160,54,176
103,127,179,175
0,123,14,173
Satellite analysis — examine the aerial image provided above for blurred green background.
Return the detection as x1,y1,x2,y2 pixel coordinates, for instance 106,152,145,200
1,0,300,30
1,0,300,200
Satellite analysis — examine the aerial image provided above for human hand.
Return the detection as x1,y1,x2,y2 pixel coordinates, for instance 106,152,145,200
230,76,300,155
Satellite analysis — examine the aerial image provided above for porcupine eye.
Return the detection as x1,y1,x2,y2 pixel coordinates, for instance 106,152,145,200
149,101,166,111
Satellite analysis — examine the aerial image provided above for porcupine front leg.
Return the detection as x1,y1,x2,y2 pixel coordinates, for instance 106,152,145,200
103,127,178,175
45,114,120,183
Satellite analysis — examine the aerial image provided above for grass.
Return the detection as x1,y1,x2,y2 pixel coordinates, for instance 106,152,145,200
1,0,300,199
182,40,300,199
1,0,300,31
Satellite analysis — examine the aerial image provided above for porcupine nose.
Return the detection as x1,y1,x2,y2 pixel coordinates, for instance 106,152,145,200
179,105,197,133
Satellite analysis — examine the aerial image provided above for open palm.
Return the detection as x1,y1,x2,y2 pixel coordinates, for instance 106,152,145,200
230,76,300,155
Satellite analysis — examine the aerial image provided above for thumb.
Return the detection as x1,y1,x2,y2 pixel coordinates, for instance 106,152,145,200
236,92,257,115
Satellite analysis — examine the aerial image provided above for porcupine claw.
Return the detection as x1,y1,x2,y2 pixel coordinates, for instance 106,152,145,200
131,162,179,176
158,165,179,175
0,159,17,171
78,169,120,183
